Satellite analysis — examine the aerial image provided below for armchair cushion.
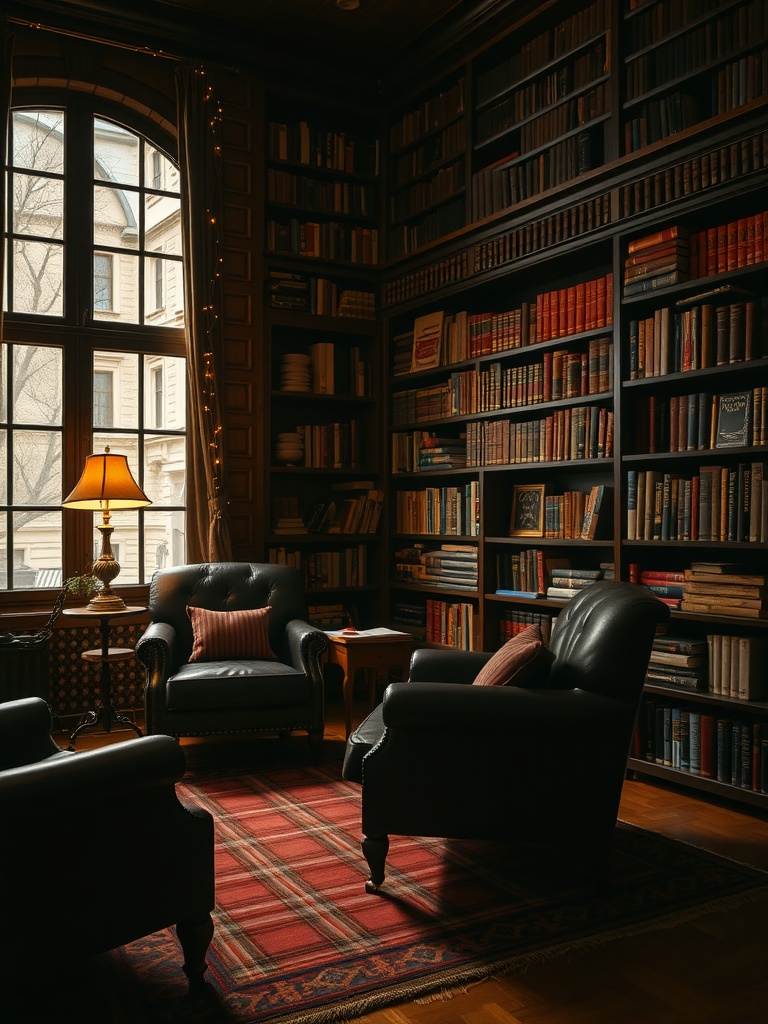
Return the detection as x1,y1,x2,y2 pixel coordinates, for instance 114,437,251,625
188,604,276,662
471,623,553,688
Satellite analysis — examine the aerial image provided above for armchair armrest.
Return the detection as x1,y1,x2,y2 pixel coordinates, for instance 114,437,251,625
285,618,328,685
135,620,178,679
408,648,492,683
0,734,187,813
381,680,632,739
0,697,61,770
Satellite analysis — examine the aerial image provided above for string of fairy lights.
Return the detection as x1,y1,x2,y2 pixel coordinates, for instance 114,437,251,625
198,65,226,502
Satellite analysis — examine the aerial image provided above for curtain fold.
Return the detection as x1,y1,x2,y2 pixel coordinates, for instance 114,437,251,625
0,23,14,346
175,63,233,564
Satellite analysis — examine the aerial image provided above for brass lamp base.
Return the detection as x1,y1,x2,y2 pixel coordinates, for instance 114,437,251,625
88,522,128,613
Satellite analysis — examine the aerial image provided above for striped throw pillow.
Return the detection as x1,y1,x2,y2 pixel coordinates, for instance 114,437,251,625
187,605,276,662
472,623,553,687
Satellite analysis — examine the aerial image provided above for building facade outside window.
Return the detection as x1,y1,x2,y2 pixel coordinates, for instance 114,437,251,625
1,96,187,597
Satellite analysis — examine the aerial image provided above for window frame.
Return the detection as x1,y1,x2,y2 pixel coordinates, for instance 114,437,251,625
2,89,186,611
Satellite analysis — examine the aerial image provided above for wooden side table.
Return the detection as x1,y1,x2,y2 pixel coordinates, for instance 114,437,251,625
325,628,415,737
62,605,146,749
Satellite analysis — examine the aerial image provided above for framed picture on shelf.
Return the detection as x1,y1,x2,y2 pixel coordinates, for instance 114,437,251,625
510,484,545,537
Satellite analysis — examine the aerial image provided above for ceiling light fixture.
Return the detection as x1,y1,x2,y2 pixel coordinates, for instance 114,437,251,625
337,0,360,9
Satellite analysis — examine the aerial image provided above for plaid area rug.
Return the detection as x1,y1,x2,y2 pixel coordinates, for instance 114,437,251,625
46,760,768,1024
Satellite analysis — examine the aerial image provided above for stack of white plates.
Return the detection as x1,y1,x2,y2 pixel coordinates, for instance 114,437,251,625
280,353,312,392
274,431,304,465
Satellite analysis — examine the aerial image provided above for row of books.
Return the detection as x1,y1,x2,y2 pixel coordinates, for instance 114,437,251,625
499,609,556,645
625,0,752,51
390,196,465,260
687,210,768,279
635,704,768,793
391,431,466,474
266,119,380,175
536,274,613,342
266,168,375,217
627,292,763,378
476,0,608,105
476,79,608,158
287,421,361,470
389,77,465,152
382,191,612,308
644,632,768,699
391,160,465,223
486,127,600,206
624,90,700,153
626,464,768,545
267,271,375,319
276,489,383,536
544,485,608,541
633,389,767,454
465,405,614,466
625,6,767,100
392,342,613,425
424,598,476,650
395,482,480,537
619,129,768,219
390,122,465,190
393,543,478,591
267,218,379,265
267,545,369,589
480,38,608,133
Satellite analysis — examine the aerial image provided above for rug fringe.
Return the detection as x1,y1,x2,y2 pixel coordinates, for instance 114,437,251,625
264,885,768,1024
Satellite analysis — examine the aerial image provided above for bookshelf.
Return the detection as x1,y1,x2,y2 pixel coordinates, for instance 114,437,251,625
472,0,612,217
622,0,768,154
386,71,468,260
264,98,385,630
372,0,768,809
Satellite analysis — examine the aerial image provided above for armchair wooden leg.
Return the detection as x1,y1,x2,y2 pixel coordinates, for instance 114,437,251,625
308,727,323,765
362,835,389,893
176,913,214,993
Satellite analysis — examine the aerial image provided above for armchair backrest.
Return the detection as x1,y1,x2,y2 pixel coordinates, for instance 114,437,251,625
548,581,670,703
148,562,309,665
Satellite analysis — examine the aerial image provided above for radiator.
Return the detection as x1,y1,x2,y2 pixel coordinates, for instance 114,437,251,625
0,638,50,704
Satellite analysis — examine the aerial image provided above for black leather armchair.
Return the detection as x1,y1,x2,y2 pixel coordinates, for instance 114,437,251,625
343,581,670,891
136,562,328,761
0,697,214,988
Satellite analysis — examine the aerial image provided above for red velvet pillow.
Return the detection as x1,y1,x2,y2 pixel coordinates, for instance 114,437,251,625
187,605,276,662
472,623,554,687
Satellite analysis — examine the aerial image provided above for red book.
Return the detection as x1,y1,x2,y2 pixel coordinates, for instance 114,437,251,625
575,282,586,334
717,223,728,273
627,225,688,253
727,219,739,271
706,227,718,276
700,714,716,779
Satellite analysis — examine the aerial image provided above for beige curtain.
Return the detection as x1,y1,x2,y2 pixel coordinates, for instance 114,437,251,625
175,62,233,563
0,23,14,347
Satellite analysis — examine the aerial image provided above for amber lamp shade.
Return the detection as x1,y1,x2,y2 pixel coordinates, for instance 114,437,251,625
63,447,151,613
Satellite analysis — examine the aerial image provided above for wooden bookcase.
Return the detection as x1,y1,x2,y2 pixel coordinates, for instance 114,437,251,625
261,0,768,807
264,97,385,630
373,0,768,809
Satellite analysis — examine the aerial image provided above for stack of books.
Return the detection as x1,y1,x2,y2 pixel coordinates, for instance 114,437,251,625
418,436,467,471
635,568,686,609
623,225,690,297
646,636,708,691
545,567,603,601
394,543,478,590
680,562,768,619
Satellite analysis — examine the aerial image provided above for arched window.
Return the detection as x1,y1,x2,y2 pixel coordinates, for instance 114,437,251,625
2,96,186,597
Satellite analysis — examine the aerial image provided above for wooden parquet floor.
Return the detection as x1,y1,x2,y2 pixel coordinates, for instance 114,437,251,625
58,693,768,1024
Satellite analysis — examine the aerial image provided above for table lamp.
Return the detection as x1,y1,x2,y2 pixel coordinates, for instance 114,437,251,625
63,446,151,613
